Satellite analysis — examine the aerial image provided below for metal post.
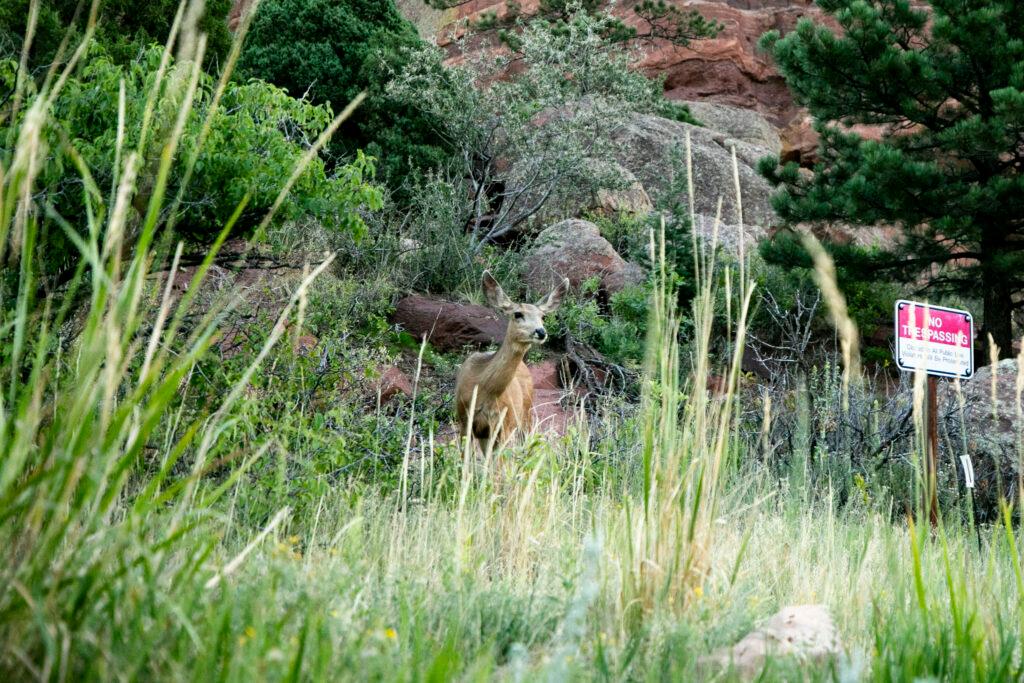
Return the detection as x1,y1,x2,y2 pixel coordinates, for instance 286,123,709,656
927,375,939,526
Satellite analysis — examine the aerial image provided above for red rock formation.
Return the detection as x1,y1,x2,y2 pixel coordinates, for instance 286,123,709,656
424,0,833,130
233,0,847,155
235,1,915,164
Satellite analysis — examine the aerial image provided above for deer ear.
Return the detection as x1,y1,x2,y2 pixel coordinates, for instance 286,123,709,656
537,277,569,314
482,271,514,313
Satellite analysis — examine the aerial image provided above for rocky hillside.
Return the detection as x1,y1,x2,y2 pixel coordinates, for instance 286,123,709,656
395,0,833,165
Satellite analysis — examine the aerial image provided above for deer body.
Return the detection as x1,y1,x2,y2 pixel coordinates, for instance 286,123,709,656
455,272,567,452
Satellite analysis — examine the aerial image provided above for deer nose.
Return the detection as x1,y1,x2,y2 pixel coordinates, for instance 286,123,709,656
534,328,547,340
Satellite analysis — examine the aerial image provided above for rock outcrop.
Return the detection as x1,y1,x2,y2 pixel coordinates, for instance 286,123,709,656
374,365,415,403
701,604,844,678
683,100,782,155
523,219,644,295
410,0,832,131
611,113,777,229
943,358,1024,515
392,295,506,351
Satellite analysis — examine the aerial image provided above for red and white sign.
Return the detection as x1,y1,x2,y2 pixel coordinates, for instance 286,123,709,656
894,300,974,379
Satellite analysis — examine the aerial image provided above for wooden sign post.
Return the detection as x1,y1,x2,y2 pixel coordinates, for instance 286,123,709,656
894,300,974,525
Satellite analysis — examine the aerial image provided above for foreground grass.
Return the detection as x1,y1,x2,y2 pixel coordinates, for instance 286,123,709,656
25,456,1019,681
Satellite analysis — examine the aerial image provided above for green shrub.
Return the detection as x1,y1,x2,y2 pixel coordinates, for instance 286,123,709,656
552,277,650,369
749,245,903,356
184,272,449,525
238,0,451,192
385,170,524,296
0,0,233,71
6,42,381,284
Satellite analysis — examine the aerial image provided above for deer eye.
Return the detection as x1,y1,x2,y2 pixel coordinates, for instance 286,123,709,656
513,312,524,320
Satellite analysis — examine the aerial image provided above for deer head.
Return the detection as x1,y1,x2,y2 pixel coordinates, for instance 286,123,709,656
482,271,568,345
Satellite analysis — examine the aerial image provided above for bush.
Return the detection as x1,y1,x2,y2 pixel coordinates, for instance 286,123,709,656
749,244,903,366
388,8,687,247
552,277,650,369
238,0,451,193
5,43,381,283
0,0,233,72
183,270,453,525
367,170,524,296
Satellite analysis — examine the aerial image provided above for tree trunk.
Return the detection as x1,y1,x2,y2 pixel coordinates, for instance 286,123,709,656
981,262,1015,362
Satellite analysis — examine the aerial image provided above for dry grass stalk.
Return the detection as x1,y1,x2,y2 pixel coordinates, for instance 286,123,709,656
801,234,861,410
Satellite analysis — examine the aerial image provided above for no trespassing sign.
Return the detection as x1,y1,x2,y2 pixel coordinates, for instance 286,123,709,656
894,299,974,379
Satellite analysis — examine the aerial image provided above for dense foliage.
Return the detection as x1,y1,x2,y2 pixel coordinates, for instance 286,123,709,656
238,0,451,191
759,0,1024,358
1,43,381,288
0,0,233,70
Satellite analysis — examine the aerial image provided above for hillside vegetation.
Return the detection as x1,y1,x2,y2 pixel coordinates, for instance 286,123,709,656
2,0,1023,680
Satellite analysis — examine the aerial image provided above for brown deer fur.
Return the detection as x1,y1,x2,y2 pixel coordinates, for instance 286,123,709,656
455,271,568,452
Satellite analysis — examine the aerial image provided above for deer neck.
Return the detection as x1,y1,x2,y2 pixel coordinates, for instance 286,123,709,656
479,324,530,398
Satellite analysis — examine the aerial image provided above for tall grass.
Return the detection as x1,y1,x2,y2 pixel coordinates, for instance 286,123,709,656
0,0,336,676
3,1,1024,680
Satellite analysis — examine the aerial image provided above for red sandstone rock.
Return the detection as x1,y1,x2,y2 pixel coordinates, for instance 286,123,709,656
780,113,818,165
529,360,573,435
531,360,561,392
423,0,830,129
392,295,507,351
375,365,415,403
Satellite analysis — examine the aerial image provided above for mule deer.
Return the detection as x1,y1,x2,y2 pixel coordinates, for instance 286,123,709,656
455,271,568,452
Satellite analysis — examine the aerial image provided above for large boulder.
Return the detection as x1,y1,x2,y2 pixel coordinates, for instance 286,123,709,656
508,157,654,230
524,219,644,295
610,114,778,231
392,295,506,351
943,358,1024,514
683,101,782,155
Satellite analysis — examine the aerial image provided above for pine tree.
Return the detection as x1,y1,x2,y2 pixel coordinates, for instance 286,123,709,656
238,0,451,194
759,0,1024,359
